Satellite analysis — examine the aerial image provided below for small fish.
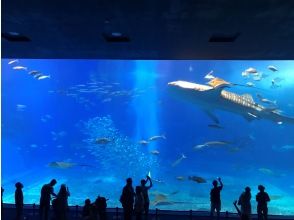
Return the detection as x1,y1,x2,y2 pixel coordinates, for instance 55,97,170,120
152,179,165,184
139,140,149,145
176,176,185,181
95,137,111,145
51,131,66,141
246,82,255,87
253,75,262,81
228,147,241,153
48,161,76,169
102,98,112,103
28,70,41,76
275,145,294,151
256,94,277,106
258,168,274,176
171,154,187,167
37,75,50,80
150,150,160,155
16,104,27,111
273,77,284,83
247,112,258,118
41,118,47,123
245,67,258,74
30,144,38,148
241,71,249,77
13,66,27,70
204,71,215,80
188,176,207,183
8,59,19,65
148,135,166,141
188,65,193,72
208,124,224,129
268,65,278,72
271,80,281,88
33,73,43,79
194,141,231,150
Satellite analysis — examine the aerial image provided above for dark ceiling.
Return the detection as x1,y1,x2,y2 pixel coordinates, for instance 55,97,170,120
2,0,294,59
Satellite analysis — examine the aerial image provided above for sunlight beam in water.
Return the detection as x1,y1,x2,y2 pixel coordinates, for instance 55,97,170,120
131,61,159,175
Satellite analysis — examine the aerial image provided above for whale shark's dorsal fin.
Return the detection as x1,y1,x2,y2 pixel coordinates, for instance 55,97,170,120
241,94,254,103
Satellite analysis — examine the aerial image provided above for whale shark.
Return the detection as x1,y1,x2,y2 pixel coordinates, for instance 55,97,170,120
168,79,294,124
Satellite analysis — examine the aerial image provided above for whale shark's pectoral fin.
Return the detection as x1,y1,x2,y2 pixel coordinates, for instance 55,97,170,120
204,110,220,124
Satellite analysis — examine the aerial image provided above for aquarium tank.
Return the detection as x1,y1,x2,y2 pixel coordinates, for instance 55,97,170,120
1,59,294,215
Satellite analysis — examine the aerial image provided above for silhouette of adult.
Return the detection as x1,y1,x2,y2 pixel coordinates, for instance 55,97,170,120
39,179,57,220
141,176,152,218
134,186,145,220
15,182,24,220
210,177,223,220
56,184,70,220
238,187,251,220
256,185,270,220
120,178,135,220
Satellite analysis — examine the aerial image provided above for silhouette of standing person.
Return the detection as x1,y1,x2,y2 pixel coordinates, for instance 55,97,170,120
15,182,24,220
237,186,252,220
134,186,145,220
95,196,108,220
256,185,270,220
56,184,70,220
120,178,135,220
1,187,4,218
210,177,223,220
141,176,152,218
39,179,57,220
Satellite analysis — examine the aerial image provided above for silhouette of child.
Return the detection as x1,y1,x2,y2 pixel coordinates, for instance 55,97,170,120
82,199,93,220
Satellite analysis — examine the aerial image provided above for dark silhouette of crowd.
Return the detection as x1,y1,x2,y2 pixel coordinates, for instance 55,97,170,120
1,176,273,220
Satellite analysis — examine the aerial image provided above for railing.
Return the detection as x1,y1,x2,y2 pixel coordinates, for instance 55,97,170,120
2,203,294,220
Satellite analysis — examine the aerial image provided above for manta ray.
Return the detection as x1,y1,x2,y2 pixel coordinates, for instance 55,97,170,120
168,78,294,124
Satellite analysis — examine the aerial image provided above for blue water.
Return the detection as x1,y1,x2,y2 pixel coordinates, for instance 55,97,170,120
2,59,294,215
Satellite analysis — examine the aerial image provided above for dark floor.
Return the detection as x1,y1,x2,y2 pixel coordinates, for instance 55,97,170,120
2,204,294,220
